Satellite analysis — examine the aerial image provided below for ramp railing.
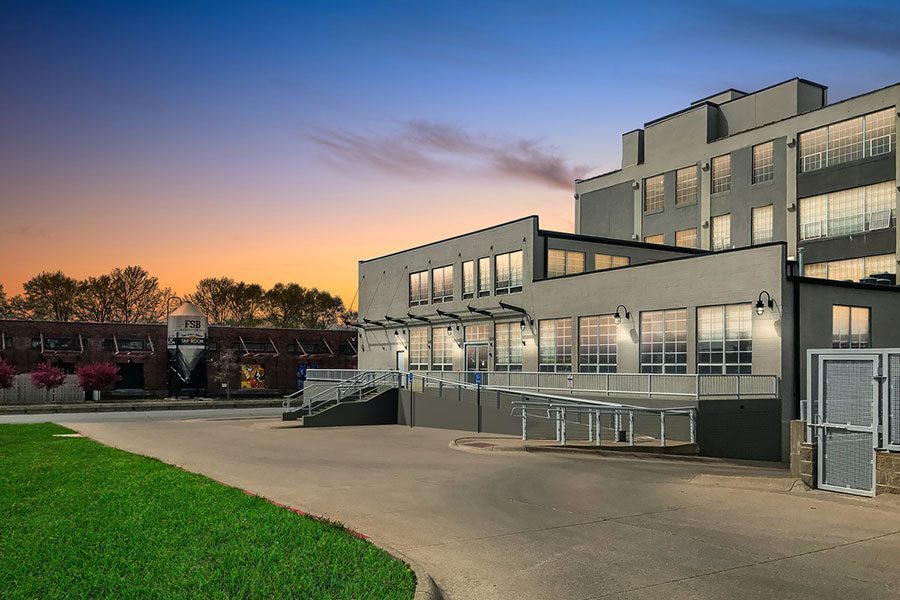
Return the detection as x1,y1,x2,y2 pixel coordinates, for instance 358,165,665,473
283,370,401,417
407,372,696,448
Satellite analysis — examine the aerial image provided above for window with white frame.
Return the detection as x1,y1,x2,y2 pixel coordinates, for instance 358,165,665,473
643,174,664,212
751,204,774,245
547,249,585,277
431,326,453,370
495,321,523,372
800,108,896,172
409,271,428,306
644,233,665,245
640,309,687,374
495,250,523,294
697,304,752,374
832,305,870,349
711,214,731,251
595,253,630,271
804,254,895,282
711,154,731,194
752,141,775,184
675,166,698,205
538,318,572,372
431,265,453,303
462,261,475,299
409,327,429,370
578,315,617,373
478,257,490,297
675,228,698,249
799,181,896,241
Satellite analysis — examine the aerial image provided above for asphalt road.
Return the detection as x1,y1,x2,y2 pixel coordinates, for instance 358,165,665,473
11,412,900,599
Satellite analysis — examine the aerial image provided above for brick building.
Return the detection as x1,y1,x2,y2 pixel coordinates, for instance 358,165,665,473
0,320,357,397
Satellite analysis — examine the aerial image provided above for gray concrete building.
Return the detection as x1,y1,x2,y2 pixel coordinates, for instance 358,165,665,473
355,78,900,461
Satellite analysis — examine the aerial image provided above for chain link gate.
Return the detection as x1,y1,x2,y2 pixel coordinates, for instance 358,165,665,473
815,355,879,496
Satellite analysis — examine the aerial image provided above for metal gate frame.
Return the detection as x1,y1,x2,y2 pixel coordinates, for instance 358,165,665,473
814,354,879,497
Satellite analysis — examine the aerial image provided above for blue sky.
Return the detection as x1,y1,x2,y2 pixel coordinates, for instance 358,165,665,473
1,1,898,301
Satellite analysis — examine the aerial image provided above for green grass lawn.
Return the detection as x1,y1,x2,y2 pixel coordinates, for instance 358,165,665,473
0,423,415,599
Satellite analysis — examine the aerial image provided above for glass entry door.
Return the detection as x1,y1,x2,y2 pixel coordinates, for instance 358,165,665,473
465,344,489,371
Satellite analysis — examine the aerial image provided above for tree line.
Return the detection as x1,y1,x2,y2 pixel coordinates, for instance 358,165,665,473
0,268,356,329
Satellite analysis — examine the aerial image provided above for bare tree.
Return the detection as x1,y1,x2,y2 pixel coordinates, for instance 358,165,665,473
190,277,236,324
208,349,241,399
75,275,117,322
18,271,80,321
109,266,169,323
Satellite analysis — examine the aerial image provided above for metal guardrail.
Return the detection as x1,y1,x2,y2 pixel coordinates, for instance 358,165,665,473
283,370,401,417
308,369,778,401
406,372,696,448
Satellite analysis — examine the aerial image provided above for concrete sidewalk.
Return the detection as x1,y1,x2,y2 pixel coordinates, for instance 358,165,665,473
61,418,900,600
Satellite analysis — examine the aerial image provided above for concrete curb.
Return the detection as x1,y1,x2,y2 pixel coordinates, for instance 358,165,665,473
0,399,284,415
71,427,442,599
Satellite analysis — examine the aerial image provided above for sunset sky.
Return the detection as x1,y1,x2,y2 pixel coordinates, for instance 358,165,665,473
2,1,899,308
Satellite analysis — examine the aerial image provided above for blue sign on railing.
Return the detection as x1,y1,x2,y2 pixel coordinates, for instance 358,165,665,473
408,372,413,384
475,372,482,385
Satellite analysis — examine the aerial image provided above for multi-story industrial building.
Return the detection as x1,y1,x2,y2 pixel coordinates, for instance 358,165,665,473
355,78,900,461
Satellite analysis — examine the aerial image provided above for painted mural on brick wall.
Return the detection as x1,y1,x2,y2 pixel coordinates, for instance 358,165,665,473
241,364,265,389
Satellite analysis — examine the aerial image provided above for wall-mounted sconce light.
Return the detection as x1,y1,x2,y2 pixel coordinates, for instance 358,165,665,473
614,304,631,325
632,181,640,190
787,202,796,212
756,291,774,315
631,234,639,240
702,220,709,229
520,318,527,332
446,324,453,336
701,161,710,171
787,137,796,148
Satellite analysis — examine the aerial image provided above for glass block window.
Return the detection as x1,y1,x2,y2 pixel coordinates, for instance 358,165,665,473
675,228,698,249
431,326,454,370
431,265,453,303
643,174,664,212
752,141,775,184
751,204,774,245
804,254,895,282
866,109,896,157
595,253,630,271
538,318,572,372
478,257,491,297
799,181,896,240
827,116,865,166
800,108,896,172
644,233,665,245
675,166,698,205
409,327,429,370
409,271,428,306
547,249,585,278
462,260,475,299
711,154,731,194
697,304,752,374
578,315,617,373
465,323,491,342
832,305,870,349
495,321,523,372
640,309,687,374
495,250,523,294
711,214,731,251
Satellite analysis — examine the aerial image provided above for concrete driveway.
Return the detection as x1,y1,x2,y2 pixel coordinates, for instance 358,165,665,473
26,412,900,600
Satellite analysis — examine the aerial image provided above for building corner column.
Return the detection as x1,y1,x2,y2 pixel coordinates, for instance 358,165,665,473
786,138,798,261
700,160,711,250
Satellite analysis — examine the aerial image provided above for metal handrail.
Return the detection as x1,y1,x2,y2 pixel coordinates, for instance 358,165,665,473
283,370,401,414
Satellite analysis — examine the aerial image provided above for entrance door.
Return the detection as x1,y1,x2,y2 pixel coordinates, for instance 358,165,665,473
465,344,489,371
395,350,407,372
817,355,879,496
116,363,145,389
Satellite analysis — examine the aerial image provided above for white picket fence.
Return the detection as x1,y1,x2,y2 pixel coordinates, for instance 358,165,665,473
0,374,85,405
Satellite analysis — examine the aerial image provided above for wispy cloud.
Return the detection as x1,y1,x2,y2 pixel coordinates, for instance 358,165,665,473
3,224,51,239
708,5,900,57
308,120,590,190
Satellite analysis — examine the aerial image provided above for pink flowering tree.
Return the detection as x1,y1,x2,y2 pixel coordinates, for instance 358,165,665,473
31,363,67,401
0,359,16,390
76,362,121,401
